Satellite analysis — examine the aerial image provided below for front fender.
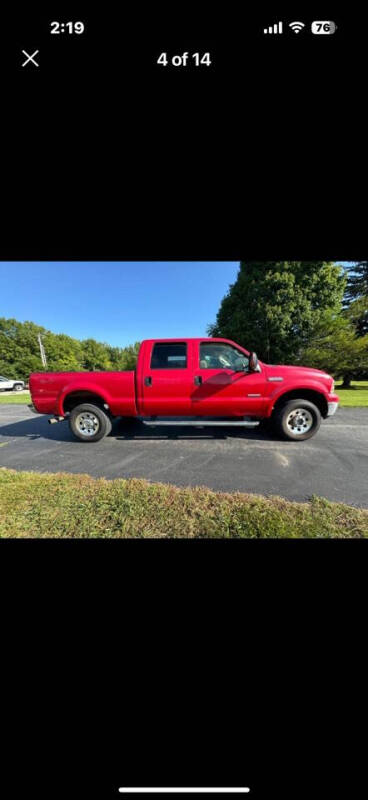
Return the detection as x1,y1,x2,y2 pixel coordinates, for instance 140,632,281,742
265,380,330,417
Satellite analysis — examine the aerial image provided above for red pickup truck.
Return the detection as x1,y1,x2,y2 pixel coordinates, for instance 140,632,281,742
29,338,339,442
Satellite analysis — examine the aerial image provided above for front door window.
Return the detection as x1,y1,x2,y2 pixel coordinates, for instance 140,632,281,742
199,343,249,371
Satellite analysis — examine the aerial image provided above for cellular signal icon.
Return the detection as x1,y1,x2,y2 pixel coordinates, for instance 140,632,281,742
263,21,283,35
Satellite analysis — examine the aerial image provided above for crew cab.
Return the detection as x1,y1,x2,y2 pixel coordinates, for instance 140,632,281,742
28,338,339,442
0,375,25,392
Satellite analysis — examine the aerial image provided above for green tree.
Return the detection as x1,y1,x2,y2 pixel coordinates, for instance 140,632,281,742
42,332,84,371
0,318,46,380
0,317,141,380
107,342,140,370
343,297,368,338
343,263,368,358
121,342,141,369
345,261,368,301
208,262,346,364
297,312,368,387
81,338,113,371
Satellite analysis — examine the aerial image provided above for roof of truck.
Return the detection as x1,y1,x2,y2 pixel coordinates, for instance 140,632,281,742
141,337,232,343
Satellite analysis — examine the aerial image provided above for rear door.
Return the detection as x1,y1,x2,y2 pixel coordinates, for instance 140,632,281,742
140,341,193,415
191,341,267,416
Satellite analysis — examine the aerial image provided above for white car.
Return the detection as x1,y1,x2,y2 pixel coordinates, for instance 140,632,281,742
0,375,25,392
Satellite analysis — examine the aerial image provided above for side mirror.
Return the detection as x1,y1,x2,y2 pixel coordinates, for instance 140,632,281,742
249,352,259,372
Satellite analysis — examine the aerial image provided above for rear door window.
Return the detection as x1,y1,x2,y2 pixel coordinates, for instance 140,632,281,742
150,343,187,369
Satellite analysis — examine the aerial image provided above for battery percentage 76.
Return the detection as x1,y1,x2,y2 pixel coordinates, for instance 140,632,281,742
311,21,337,35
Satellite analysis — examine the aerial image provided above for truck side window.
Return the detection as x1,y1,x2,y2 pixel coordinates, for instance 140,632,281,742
151,343,187,369
199,343,249,370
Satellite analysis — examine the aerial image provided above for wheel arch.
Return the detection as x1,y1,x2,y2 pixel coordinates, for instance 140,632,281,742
59,387,111,415
268,388,328,418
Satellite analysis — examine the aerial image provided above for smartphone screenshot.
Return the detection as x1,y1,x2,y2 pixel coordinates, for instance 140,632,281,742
1,8,366,800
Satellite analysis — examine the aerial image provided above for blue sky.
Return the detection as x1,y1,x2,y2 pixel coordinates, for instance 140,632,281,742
0,262,240,346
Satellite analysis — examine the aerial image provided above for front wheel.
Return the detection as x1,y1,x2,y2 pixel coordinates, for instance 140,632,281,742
13,383,23,392
69,403,112,442
273,399,321,441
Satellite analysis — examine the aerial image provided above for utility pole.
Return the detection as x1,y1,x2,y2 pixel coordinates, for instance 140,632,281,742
37,334,47,368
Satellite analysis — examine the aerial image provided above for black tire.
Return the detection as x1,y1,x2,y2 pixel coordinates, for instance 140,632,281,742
69,403,112,443
13,383,23,392
273,399,321,441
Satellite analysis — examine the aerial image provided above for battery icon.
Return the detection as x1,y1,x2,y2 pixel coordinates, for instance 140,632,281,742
311,21,337,34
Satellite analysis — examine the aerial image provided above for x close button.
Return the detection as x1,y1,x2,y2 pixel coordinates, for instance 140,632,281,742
21,50,39,67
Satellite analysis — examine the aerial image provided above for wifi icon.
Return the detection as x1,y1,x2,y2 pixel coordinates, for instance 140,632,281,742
289,21,305,33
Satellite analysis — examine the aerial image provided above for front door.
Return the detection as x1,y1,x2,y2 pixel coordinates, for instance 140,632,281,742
191,341,267,416
141,341,193,416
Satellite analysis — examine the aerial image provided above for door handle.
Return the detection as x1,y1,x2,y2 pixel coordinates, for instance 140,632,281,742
144,376,152,387
194,375,202,385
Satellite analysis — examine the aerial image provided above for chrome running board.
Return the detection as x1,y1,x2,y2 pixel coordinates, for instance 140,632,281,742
142,419,260,428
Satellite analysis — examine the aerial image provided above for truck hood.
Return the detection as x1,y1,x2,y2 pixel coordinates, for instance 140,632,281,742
264,363,333,389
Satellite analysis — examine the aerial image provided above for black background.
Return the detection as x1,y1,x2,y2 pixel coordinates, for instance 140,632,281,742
1,6,367,799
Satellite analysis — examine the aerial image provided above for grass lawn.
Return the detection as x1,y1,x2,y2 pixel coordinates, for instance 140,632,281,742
0,468,367,538
335,381,368,407
0,392,31,404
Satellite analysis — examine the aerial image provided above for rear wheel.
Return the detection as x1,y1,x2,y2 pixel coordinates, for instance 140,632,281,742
69,403,112,442
13,383,23,392
273,399,321,441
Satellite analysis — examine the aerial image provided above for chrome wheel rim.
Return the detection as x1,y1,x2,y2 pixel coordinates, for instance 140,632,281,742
286,408,313,435
75,412,100,436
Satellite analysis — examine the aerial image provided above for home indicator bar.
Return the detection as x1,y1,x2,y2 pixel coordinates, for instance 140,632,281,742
118,790,251,795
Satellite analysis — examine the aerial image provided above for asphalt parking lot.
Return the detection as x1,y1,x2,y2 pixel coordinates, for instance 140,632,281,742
0,404,367,507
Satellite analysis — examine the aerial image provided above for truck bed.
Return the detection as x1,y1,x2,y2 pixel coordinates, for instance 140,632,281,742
29,371,137,417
